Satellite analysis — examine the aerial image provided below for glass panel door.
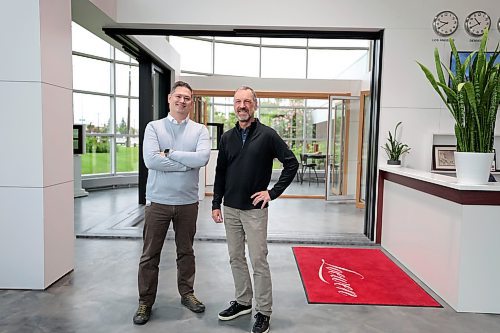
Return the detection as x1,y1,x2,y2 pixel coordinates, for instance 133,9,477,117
326,95,359,200
356,91,371,208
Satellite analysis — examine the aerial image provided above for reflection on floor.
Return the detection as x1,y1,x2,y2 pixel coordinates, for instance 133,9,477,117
75,187,367,244
2,239,500,333
271,177,327,196
3,188,500,332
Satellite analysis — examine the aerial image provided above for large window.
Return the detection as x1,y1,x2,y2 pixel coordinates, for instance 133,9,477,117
214,43,260,77
203,95,328,170
72,22,139,176
169,36,370,79
261,47,306,79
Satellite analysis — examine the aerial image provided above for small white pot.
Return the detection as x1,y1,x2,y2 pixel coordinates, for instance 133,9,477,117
454,152,494,185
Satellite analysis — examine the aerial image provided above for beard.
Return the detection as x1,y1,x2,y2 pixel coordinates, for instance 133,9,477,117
236,108,252,122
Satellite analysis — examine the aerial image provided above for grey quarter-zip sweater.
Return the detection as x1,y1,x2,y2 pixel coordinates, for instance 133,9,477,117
143,115,210,205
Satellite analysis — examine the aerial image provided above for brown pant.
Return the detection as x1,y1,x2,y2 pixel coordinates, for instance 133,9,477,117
138,202,199,306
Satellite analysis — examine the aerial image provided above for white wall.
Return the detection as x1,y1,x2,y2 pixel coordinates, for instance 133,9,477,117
88,0,117,20
0,0,74,289
114,0,500,172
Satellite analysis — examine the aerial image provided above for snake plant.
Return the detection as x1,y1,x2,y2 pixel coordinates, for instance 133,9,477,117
417,29,500,153
382,122,411,161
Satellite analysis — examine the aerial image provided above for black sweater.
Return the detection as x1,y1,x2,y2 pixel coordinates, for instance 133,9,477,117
212,119,299,210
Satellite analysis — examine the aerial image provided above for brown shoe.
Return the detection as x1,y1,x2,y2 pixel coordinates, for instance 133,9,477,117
181,293,205,313
133,304,152,325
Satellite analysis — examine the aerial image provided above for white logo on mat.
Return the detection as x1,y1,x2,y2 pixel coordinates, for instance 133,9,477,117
318,259,365,298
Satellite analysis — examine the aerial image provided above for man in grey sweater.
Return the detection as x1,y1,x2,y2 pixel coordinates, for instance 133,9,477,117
133,81,210,325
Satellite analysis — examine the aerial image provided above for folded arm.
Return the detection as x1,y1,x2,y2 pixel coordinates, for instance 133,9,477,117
168,127,211,168
143,123,191,172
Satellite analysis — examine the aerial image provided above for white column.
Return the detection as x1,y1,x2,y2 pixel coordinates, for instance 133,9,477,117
0,0,74,289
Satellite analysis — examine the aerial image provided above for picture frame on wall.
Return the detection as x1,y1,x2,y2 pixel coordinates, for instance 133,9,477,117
432,145,497,171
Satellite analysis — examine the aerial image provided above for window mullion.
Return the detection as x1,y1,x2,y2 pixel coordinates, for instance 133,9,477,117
305,38,309,79
259,37,262,78
110,47,116,175
212,37,215,75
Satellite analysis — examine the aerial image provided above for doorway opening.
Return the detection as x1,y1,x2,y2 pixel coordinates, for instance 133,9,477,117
102,27,383,242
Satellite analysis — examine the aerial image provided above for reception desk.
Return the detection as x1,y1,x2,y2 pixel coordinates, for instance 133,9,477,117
377,166,500,313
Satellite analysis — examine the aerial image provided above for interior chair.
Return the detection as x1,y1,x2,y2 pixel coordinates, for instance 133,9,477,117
299,153,319,185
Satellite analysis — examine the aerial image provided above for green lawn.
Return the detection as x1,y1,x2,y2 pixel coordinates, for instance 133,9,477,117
116,146,139,172
81,146,139,174
81,148,292,174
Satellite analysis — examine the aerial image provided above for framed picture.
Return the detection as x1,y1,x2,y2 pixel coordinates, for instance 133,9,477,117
432,145,457,171
432,145,497,171
449,51,500,87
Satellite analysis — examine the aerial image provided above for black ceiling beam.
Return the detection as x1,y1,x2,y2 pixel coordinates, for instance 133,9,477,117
103,29,141,59
102,27,383,40
233,29,382,40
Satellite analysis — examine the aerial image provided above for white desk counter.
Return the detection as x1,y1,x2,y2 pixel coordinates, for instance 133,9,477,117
377,166,500,313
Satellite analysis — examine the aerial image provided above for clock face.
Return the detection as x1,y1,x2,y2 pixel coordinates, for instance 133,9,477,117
432,11,459,36
464,11,491,36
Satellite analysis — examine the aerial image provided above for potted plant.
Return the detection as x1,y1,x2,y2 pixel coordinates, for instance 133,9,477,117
382,121,411,166
417,29,499,184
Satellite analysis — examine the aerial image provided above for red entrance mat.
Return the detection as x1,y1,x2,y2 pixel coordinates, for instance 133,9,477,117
292,247,441,307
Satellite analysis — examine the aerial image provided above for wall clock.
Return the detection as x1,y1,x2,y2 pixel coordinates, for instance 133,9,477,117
432,11,459,37
464,11,491,37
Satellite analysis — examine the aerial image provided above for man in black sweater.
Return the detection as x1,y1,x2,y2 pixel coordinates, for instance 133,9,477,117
212,86,298,333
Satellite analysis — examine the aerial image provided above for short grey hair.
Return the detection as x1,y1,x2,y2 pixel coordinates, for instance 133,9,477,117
235,86,258,107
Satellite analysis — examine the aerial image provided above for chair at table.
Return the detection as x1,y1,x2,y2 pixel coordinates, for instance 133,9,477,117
299,153,319,185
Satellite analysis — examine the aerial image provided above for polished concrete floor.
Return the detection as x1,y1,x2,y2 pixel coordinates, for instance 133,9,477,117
75,187,367,244
2,188,500,332
2,239,500,333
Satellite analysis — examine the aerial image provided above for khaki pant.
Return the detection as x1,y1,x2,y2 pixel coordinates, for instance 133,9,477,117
223,206,272,316
138,202,198,306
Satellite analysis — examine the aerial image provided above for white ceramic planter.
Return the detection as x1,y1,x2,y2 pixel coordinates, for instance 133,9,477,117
454,152,494,185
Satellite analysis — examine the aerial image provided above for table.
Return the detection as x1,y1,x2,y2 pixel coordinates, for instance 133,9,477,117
298,153,326,184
